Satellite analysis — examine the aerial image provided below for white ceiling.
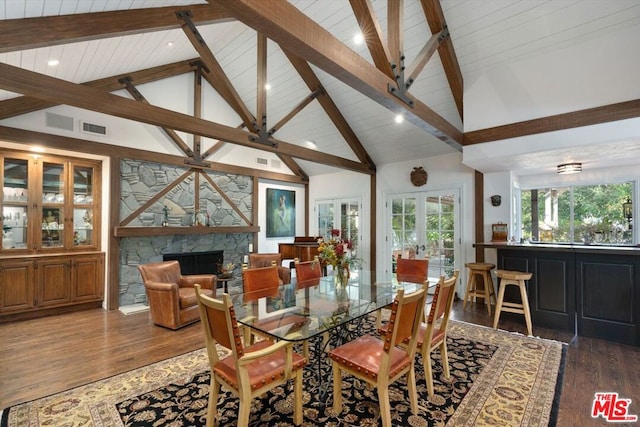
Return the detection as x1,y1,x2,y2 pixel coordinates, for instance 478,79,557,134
1,0,639,177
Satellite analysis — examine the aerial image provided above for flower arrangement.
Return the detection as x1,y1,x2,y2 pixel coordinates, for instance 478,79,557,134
317,229,362,286
217,262,236,279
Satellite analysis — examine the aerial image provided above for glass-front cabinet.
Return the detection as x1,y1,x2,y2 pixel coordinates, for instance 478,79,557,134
1,150,100,253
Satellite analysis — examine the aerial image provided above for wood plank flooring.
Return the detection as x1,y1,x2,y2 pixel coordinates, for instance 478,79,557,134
1,300,639,426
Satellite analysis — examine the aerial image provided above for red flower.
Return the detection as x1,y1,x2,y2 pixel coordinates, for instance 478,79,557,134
330,229,341,237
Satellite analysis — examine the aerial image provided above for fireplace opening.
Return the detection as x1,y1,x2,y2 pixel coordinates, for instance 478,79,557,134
163,250,224,275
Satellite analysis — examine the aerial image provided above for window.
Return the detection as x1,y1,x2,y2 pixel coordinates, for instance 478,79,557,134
520,182,633,244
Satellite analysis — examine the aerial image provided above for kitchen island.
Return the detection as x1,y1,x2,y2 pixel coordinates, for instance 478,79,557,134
475,242,640,346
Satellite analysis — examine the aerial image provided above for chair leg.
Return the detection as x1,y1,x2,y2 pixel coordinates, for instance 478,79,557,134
440,341,450,380
238,387,252,427
407,365,419,414
207,377,220,427
482,272,493,316
519,282,533,336
378,385,392,427
293,369,303,425
423,349,435,397
493,279,506,330
332,362,343,414
462,272,475,311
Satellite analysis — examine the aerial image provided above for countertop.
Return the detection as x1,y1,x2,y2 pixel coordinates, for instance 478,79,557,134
474,241,640,254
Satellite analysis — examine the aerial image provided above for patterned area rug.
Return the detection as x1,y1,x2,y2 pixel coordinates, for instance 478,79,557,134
1,318,565,426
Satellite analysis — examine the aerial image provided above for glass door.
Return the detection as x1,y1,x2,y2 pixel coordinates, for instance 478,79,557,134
388,189,460,284
2,156,30,251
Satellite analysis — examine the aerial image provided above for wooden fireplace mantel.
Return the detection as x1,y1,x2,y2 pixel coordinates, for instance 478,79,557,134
113,225,259,237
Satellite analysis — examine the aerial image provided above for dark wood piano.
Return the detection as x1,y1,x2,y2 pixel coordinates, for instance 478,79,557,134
278,236,321,266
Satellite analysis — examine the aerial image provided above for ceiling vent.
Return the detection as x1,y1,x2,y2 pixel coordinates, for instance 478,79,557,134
256,157,268,166
81,121,108,136
45,112,74,131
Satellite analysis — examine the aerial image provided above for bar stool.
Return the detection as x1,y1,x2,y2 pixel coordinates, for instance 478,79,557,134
463,262,496,315
493,270,533,336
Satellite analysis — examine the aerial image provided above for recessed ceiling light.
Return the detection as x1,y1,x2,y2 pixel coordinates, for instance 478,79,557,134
264,83,272,91
47,59,59,67
305,140,318,149
353,32,364,45
167,41,174,47
395,114,404,124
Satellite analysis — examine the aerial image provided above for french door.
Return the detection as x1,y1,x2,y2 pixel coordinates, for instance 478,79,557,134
388,189,460,284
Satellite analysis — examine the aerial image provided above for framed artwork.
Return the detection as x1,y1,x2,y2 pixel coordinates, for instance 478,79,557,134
266,188,295,237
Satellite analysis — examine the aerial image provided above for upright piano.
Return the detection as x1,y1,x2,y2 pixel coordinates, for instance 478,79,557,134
278,236,321,266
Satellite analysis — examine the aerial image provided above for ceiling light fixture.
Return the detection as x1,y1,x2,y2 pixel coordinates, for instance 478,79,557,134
47,59,59,67
395,114,404,124
353,32,364,45
264,83,272,91
557,162,582,175
305,140,318,149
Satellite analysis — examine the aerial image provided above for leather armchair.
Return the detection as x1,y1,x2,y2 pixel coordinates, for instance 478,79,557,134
248,253,291,285
138,260,216,330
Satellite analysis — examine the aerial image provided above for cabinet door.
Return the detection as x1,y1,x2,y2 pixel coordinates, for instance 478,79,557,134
72,163,99,249
2,156,31,252
72,253,104,301
0,260,35,312
36,258,71,306
40,160,67,250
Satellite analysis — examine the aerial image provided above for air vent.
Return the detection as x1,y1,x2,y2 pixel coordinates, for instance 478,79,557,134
45,112,74,131
81,121,107,136
271,159,281,169
256,157,268,166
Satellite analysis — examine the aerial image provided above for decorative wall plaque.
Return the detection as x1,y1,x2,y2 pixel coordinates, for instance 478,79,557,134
410,166,428,187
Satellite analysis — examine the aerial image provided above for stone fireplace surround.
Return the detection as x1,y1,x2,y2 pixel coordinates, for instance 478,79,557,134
118,159,254,308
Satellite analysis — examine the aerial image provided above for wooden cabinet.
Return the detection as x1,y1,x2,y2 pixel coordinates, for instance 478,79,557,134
0,252,104,319
1,150,100,254
72,254,105,302
0,259,35,313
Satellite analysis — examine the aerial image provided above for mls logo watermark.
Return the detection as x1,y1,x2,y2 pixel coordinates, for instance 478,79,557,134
592,392,638,422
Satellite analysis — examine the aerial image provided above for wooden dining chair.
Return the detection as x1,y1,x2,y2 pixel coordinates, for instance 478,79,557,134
413,269,459,396
328,285,428,427
241,264,310,353
194,285,307,427
294,256,322,289
396,254,429,284
376,254,429,329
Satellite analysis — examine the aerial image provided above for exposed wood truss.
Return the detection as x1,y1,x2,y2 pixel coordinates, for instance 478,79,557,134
211,0,463,150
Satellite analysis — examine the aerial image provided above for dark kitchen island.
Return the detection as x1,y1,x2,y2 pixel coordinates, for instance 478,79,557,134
475,241,640,346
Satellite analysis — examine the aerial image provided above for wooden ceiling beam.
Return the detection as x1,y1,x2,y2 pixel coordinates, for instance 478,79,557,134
463,99,640,145
177,11,257,132
0,4,233,54
0,59,199,120
284,50,377,170
120,77,194,158
211,0,462,150
256,33,268,132
349,0,395,79
405,28,447,91
421,0,464,121
0,62,372,174
387,0,403,77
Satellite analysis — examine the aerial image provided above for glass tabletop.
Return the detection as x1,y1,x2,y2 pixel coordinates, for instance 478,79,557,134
231,272,424,343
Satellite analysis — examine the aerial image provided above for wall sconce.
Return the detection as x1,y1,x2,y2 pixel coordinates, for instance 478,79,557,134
623,197,633,230
557,162,582,175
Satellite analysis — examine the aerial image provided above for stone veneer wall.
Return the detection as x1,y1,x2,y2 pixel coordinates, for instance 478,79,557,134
118,158,253,306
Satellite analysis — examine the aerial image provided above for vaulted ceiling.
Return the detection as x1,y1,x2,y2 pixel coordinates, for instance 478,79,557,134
1,0,639,178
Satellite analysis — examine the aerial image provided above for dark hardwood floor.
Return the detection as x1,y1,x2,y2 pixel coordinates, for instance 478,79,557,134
1,300,639,426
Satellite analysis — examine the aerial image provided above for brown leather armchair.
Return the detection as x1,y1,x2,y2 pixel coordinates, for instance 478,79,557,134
138,260,216,330
248,253,291,285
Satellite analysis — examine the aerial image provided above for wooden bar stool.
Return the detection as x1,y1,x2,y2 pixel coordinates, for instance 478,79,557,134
463,262,496,315
493,270,533,336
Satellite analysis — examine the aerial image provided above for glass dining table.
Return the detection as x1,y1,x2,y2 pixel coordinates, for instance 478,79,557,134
231,271,426,400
